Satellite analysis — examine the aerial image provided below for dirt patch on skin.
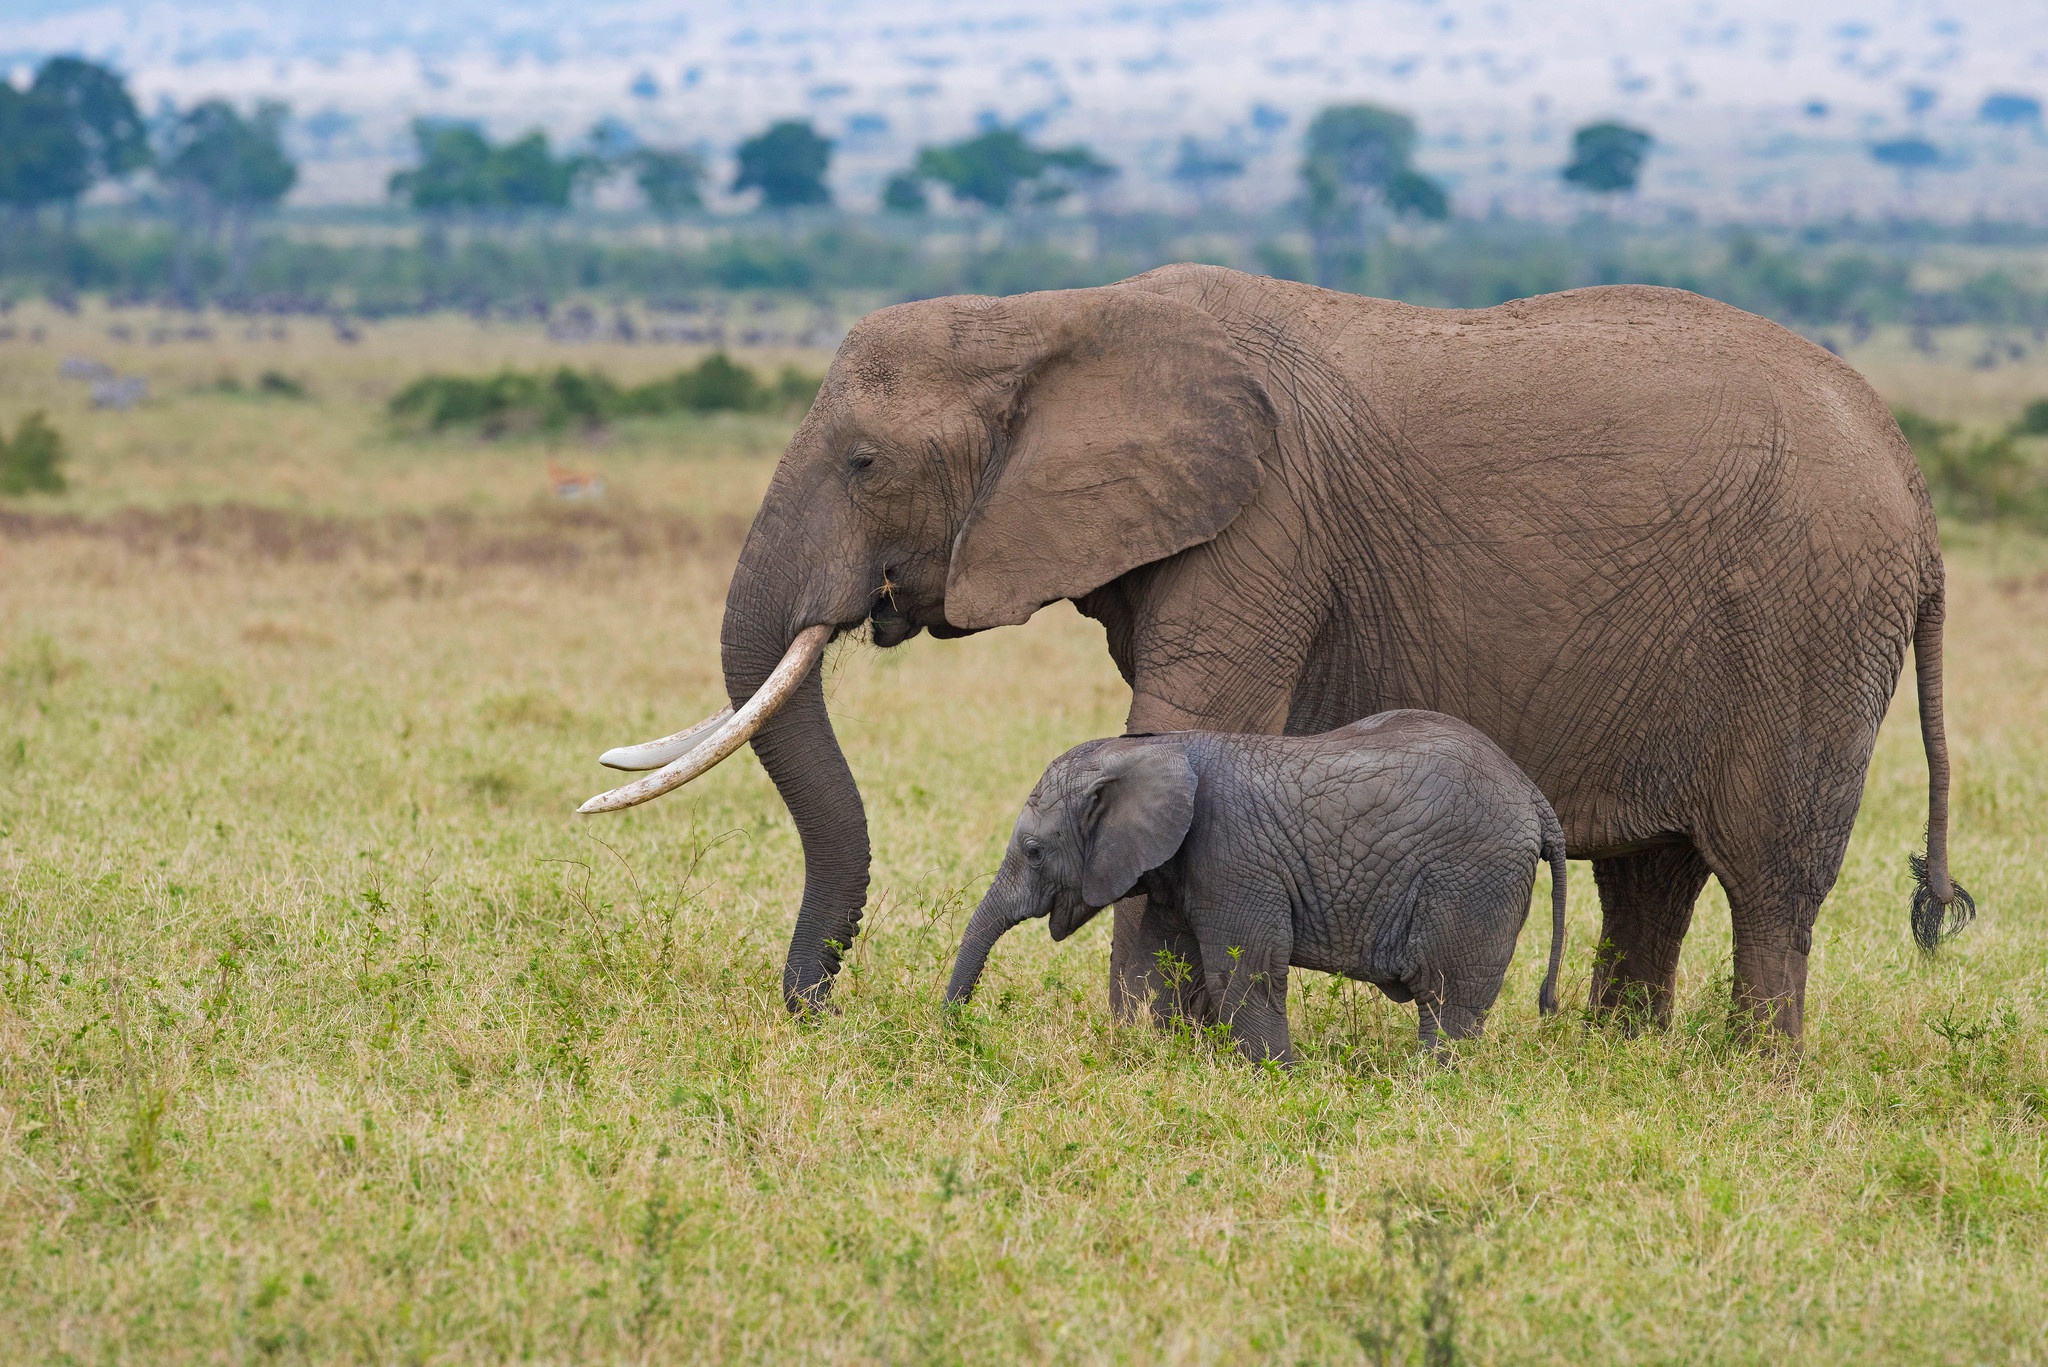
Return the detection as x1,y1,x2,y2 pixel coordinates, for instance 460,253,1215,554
0,501,749,570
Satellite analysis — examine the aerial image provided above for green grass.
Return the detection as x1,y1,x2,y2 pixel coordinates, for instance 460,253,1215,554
1,309,2047,1363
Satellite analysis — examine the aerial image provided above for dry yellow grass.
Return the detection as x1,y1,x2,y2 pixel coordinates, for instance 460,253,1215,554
0,311,2045,1363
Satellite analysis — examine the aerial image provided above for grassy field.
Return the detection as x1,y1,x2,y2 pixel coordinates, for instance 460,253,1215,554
2,303,2047,1364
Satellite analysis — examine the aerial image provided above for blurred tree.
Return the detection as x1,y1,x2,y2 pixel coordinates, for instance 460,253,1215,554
389,120,497,214
633,147,706,240
389,117,588,278
582,116,638,166
1871,136,1941,197
1980,92,2043,127
1561,121,1653,195
881,171,928,214
161,99,297,297
396,122,588,215
26,57,148,241
913,130,1028,212
490,131,581,213
1046,143,1119,222
733,120,833,210
1386,168,1449,220
1169,135,1245,212
906,127,1115,216
1301,103,1448,288
0,85,88,232
32,58,148,182
1871,137,1940,169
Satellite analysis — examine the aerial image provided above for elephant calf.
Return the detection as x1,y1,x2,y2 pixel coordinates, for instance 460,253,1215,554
946,711,1568,1061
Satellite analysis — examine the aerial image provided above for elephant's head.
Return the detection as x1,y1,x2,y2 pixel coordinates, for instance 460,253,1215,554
945,737,1199,1006
580,277,1276,1010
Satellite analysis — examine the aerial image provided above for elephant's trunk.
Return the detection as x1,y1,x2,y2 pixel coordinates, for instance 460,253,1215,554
722,549,871,1014
946,863,1032,1005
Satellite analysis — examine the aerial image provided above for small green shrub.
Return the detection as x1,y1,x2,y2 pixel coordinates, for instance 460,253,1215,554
2010,397,2048,437
257,370,308,399
389,353,818,435
1894,405,2048,530
0,412,67,495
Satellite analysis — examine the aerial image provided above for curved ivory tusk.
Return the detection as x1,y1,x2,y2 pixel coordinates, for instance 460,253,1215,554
577,624,833,815
598,706,735,771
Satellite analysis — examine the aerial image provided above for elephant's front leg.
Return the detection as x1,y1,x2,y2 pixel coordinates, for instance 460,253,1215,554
1203,939,1294,1065
1110,894,1213,1024
1094,503,1323,1025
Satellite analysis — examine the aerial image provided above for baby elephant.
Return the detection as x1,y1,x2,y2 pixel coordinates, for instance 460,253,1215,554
946,711,1567,1061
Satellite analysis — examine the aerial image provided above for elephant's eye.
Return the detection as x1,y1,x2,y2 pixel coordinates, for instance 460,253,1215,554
1022,841,1043,865
846,448,875,473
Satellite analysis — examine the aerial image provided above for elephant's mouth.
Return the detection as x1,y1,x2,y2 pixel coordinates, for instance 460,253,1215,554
869,564,942,648
869,599,922,648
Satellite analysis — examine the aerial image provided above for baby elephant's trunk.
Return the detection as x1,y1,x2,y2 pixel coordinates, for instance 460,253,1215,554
945,864,1031,1005
1537,801,1569,1016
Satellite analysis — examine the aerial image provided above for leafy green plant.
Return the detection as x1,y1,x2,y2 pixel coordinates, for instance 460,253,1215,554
1894,405,2048,529
0,411,66,495
257,369,306,398
2009,397,2048,437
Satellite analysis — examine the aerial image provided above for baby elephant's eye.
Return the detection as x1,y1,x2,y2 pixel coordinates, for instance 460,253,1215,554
1022,841,1043,865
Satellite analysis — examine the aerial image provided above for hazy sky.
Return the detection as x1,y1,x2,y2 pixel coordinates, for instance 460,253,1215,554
8,1,2047,216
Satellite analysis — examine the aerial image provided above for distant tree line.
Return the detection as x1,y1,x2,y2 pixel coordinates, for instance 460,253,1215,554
9,51,2048,333
4,53,1663,280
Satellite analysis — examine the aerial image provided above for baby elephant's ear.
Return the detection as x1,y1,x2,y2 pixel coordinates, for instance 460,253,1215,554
1081,743,1198,910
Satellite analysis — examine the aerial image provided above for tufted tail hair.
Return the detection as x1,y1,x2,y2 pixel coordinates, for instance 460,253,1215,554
1910,851,1976,953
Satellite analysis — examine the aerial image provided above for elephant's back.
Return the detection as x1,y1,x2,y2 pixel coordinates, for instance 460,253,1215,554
1136,266,1931,559
1263,712,1546,841
1364,284,1921,536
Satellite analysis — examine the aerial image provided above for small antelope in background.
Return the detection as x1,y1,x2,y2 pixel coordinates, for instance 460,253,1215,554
545,458,605,500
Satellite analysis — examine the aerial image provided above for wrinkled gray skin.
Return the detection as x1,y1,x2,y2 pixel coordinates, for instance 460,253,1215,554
945,712,1569,1061
717,262,1970,1039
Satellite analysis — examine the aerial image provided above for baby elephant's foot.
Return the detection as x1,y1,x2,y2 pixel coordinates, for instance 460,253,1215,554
1221,999,1295,1068
1415,1001,1488,1056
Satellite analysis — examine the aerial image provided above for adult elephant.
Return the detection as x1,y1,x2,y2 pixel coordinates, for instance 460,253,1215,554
581,263,1972,1041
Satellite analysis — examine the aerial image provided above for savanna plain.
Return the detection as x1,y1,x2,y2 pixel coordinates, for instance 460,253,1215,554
2,303,2046,1365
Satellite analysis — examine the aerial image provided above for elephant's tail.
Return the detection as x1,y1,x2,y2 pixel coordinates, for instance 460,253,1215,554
1911,580,1976,951
1535,798,1568,1017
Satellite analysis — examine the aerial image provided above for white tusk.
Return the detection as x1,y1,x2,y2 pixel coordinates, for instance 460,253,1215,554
599,706,735,771
577,624,833,815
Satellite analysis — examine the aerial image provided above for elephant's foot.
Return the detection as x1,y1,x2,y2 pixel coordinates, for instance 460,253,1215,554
1729,919,1814,1048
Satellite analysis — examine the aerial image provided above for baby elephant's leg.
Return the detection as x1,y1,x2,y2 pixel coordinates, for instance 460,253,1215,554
1412,967,1510,1054
1203,941,1294,1065
1409,873,1524,1053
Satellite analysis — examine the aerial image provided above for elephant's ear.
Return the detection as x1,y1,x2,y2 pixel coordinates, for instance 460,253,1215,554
943,289,1274,630
1078,741,1198,913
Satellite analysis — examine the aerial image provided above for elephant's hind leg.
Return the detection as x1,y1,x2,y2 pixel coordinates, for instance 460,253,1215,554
1702,835,1850,1045
1589,843,1713,1030
1414,983,1492,1055
1694,761,1865,1044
